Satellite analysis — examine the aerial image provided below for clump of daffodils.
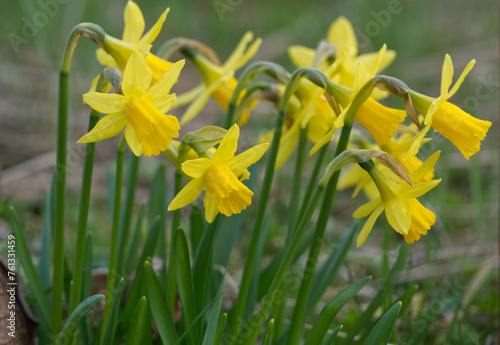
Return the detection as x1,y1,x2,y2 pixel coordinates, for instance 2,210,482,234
76,1,490,242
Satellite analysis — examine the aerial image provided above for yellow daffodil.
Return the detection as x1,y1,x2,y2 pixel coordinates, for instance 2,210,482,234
98,0,174,84
168,125,268,222
310,45,406,155
406,55,491,160
288,16,396,96
177,32,262,125
79,51,185,157
353,157,441,247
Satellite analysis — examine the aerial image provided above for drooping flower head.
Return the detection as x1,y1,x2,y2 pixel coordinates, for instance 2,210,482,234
176,32,262,125
79,51,184,157
168,125,268,222
406,55,491,160
98,1,174,83
354,156,441,247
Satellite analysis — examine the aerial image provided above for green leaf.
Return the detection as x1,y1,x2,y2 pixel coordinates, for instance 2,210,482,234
364,302,401,345
145,261,179,345
321,326,342,345
125,297,148,345
213,313,227,345
190,205,204,254
175,228,201,345
202,277,226,345
123,204,145,277
306,221,357,315
102,278,126,345
55,294,104,345
304,276,371,345
262,319,275,345
8,206,51,330
340,243,410,345
120,217,160,327
398,284,418,315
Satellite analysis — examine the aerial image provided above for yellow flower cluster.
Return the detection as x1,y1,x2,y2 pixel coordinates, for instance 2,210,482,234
77,1,490,239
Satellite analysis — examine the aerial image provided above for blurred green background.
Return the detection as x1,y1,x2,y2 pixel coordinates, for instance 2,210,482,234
0,0,498,341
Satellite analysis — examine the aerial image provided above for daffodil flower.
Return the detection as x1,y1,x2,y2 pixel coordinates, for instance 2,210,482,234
406,54,491,160
97,0,174,84
177,32,262,125
168,125,268,222
353,158,441,247
79,51,185,157
288,16,396,97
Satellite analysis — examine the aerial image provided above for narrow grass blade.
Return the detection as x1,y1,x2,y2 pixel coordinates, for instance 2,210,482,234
364,302,401,345
304,276,371,345
398,284,418,315
125,297,148,345
54,294,104,345
102,278,126,345
174,228,200,345
202,277,226,345
145,261,179,345
8,206,51,330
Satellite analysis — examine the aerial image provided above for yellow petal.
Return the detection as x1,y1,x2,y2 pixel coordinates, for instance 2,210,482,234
431,102,491,159
147,60,185,100
384,196,411,235
400,179,441,199
275,122,301,169
138,8,169,46
355,50,396,74
309,126,336,156
122,51,152,95
404,199,435,243
228,143,269,171
447,59,476,99
233,37,262,71
441,54,454,96
125,124,143,156
152,94,176,114
123,0,145,43
182,158,212,179
139,115,180,156
288,45,315,68
146,53,175,85
168,177,206,211
83,93,128,114
403,122,432,160
96,48,117,67
78,112,128,143
213,124,239,164
353,198,381,219
327,16,357,57
204,189,219,223
356,204,384,247
411,151,440,181
180,88,211,125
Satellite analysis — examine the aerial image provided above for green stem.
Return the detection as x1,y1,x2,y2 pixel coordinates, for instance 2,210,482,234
100,134,126,344
286,124,352,345
116,153,140,274
286,128,308,243
228,68,313,337
53,22,105,337
71,75,110,314
297,144,328,220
